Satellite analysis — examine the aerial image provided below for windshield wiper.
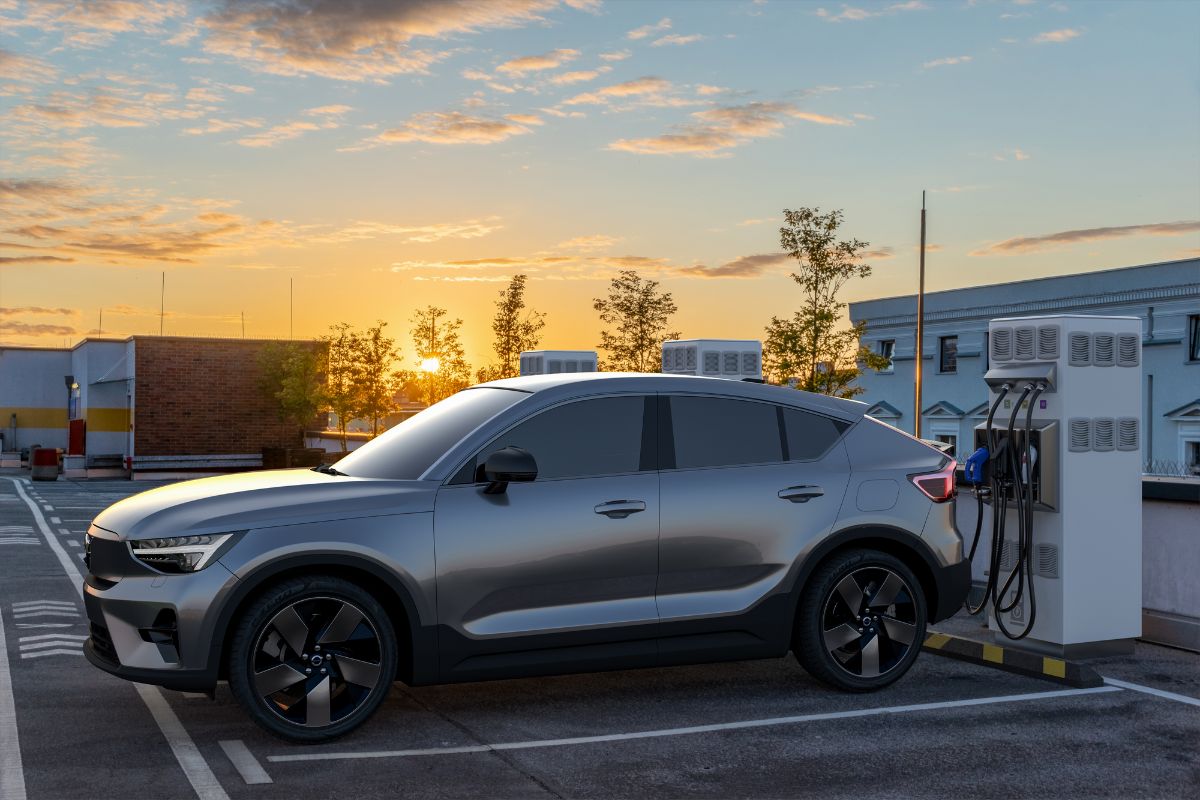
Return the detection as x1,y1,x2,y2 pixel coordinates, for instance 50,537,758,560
312,464,346,476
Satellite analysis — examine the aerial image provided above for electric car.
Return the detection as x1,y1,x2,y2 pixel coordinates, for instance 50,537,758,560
82,373,969,742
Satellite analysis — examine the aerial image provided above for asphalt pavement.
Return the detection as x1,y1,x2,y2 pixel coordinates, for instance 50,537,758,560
1,471,1197,800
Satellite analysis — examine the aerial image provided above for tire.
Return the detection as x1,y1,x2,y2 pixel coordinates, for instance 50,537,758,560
793,549,927,692
227,575,398,742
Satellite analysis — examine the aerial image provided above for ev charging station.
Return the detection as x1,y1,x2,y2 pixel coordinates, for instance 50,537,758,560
965,314,1142,657
661,339,763,381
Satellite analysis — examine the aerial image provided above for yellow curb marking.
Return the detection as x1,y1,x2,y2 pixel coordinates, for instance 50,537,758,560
1043,657,1067,679
924,633,951,650
982,644,1005,664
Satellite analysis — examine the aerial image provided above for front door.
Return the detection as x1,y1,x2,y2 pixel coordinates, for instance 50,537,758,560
433,394,660,680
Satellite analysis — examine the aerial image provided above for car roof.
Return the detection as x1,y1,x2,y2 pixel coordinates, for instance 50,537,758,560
476,372,867,421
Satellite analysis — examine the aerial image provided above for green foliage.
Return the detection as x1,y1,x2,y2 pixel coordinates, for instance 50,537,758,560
257,341,326,441
764,207,890,398
403,305,472,405
321,322,362,449
356,321,402,437
478,274,546,382
592,269,680,372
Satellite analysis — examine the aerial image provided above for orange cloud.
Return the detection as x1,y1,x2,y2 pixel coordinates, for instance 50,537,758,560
362,111,536,147
495,48,579,75
627,18,671,40
563,76,672,105
970,221,1200,256
1033,28,1082,44
651,33,704,47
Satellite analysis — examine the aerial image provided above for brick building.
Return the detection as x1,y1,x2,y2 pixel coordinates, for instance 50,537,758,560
0,335,322,478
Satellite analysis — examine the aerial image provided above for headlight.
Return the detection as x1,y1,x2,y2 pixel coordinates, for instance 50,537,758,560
130,533,235,573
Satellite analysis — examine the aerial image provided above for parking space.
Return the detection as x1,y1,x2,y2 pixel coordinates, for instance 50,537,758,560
2,473,1197,800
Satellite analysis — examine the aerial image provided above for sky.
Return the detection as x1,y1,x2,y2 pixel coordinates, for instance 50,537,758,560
1,0,1198,369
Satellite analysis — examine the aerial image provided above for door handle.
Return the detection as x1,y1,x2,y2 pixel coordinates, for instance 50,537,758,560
594,500,647,519
778,485,824,503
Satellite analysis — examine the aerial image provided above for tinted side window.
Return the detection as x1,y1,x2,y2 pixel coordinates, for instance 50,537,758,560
476,396,646,480
670,396,782,469
782,407,846,460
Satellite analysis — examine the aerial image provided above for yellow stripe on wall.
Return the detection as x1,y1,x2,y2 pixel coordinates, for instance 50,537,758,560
0,407,68,429
86,408,129,432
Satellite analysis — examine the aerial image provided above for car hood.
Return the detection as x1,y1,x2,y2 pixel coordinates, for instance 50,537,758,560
91,469,436,541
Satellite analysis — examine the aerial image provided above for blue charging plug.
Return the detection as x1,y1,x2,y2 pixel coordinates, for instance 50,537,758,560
964,446,989,485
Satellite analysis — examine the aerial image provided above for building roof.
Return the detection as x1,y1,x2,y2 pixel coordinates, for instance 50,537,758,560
850,257,1200,329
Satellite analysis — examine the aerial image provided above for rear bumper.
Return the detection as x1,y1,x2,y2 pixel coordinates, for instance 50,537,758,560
930,557,972,622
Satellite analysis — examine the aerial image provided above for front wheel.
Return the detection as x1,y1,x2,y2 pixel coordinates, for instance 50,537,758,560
794,549,927,692
228,575,398,742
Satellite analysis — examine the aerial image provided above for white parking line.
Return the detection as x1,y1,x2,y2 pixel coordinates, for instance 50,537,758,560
219,740,273,785
267,685,1123,763
0,608,28,800
1103,677,1200,707
4,478,230,800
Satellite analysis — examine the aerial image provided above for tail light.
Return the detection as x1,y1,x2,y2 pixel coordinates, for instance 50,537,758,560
910,463,956,503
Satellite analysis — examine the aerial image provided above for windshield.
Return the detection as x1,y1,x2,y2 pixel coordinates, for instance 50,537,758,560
333,387,527,479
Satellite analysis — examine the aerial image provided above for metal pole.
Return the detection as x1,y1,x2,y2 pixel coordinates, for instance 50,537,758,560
914,191,926,438
289,278,293,339
159,272,165,336
241,311,245,338
98,308,103,337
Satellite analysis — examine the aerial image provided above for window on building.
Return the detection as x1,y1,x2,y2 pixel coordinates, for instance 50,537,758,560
670,396,783,469
939,336,958,373
878,339,895,373
1188,315,1200,362
1187,440,1200,477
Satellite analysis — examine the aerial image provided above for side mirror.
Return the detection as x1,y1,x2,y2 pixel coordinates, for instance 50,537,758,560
480,446,537,495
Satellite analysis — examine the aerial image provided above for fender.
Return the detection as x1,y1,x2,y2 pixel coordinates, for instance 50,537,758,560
204,551,439,686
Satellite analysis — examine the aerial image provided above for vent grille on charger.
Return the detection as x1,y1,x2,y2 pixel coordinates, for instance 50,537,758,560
1092,418,1115,451
1117,417,1139,451
1069,333,1091,366
991,327,1013,362
1014,326,1036,360
1037,325,1059,360
703,352,720,373
1092,333,1116,367
1117,334,1139,367
1068,419,1091,452
1036,544,1060,579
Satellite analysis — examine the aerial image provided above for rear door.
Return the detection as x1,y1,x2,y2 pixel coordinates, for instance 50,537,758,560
657,394,851,661
433,394,660,680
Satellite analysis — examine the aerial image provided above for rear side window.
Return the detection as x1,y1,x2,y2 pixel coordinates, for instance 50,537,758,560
782,407,846,460
474,395,648,480
670,396,782,469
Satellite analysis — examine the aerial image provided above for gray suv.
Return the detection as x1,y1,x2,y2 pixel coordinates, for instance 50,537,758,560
83,373,969,741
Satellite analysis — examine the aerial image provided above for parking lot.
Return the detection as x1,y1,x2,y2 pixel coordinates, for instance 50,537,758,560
1,472,1197,800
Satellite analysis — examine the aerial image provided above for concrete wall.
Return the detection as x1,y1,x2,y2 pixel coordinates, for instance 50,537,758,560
70,339,131,460
849,259,1200,470
0,346,71,452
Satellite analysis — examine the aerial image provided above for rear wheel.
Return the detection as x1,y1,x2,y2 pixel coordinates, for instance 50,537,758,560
794,549,926,691
228,576,397,742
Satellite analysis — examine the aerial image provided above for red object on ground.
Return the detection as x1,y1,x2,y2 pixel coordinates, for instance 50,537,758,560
68,419,86,455
31,447,58,467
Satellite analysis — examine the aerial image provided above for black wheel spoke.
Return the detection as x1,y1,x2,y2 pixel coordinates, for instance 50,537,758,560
253,596,383,730
822,565,919,680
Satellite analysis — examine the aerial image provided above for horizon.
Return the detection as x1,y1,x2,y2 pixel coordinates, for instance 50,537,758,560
2,0,1198,367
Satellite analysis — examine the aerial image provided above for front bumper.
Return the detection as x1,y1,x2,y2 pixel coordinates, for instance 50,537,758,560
82,533,238,692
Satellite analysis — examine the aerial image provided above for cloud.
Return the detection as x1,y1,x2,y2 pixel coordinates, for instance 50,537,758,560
599,49,632,61
627,18,671,40
1033,28,1082,43
557,234,622,250
0,255,76,264
970,221,1200,256
322,217,504,244
696,84,729,95
306,104,353,116
0,1,187,47
548,69,607,85
923,55,972,69
737,217,775,227
495,48,579,75
610,101,853,157
182,117,263,136
0,48,57,83
355,111,536,147
562,76,671,105
195,0,580,83
993,147,1030,161
505,113,544,125
652,33,705,47
0,306,77,316
0,321,77,337
237,120,323,147
816,2,928,22
862,247,894,259
675,252,790,278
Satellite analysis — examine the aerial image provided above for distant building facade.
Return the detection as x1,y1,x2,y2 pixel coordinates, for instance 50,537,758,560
0,336,321,477
849,259,1200,475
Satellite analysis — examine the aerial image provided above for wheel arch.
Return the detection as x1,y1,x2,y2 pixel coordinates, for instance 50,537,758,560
207,553,438,686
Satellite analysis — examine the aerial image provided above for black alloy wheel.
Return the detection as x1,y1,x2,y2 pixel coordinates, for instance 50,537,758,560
794,549,927,691
229,576,397,742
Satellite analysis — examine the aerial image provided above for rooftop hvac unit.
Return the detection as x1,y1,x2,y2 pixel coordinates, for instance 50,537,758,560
661,339,763,381
518,350,598,376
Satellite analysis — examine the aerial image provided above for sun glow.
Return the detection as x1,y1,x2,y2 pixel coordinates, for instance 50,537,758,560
419,357,441,373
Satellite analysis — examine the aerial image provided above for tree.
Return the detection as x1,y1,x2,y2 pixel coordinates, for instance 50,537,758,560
593,270,680,371
321,322,361,450
477,274,546,382
404,305,472,405
762,207,890,398
357,321,402,437
257,342,326,443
